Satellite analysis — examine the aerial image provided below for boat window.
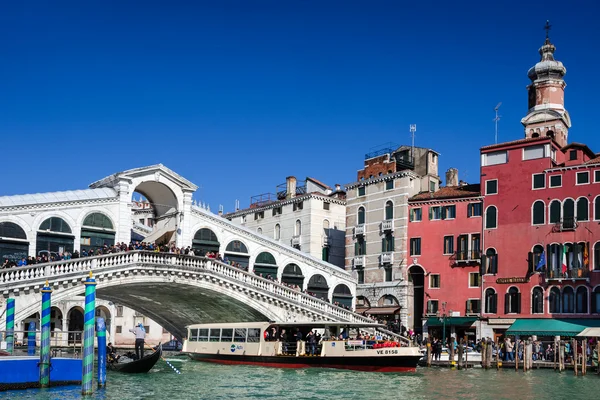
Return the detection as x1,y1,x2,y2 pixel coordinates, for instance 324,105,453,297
247,328,261,343
221,328,233,342
198,329,209,342
209,329,221,342
189,329,198,341
234,328,247,342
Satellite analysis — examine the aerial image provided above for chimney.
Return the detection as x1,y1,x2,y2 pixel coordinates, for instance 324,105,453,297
459,180,467,187
445,168,459,187
335,183,341,192
286,176,297,199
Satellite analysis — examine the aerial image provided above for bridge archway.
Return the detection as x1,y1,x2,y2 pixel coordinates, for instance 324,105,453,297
408,265,425,334
332,284,353,308
225,240,250,268
307,274,329,301
67,306,84,344
36,217,74,257
95,305,112,333
282,263,304,288
80,212,116,253
0,221,29,263
192,228,220,256
253,251,278,278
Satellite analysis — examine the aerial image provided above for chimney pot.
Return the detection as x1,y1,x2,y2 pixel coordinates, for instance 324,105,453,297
445,168,459,187
286,176,297,199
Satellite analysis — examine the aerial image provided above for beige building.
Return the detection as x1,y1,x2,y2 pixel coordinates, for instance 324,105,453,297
345,144,440,327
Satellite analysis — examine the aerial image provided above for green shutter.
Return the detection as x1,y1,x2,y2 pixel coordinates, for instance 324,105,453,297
429,207,433,220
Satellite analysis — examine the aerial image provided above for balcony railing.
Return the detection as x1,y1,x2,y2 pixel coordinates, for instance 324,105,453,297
291,235,301,246
554,217,578,232
353,255,366,268
546,267,590,280
381,219,394,232
322,235,330,247
380,252,394,265
455,250,481,263
354,224,365,236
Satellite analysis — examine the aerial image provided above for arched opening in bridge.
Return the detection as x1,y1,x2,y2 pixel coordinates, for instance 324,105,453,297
80,213,115,254
192,228,220,256
332,284,353,308
355,296,371,314
225,240,249,269
282,263,304,287
0,221,28,264
131,181,179,245
36,217,74,257
23,312,40,341
307,274,329,301
95,305,112,334
408,265,425,335
50,306,63,333
67,307,84,344
253,251,278,278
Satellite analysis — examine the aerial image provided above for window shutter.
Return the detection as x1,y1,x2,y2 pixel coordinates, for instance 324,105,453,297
382,238,386,252
592,292,597,314
491,294,497,314
466,300,470,314
493,253,499,274
516,293,522,314
354,242,358,256
391,236,395,250
441,207,447,220
467,204,472,217
527,252,533,276
546,244,552,272
429,207,433,220
504,293,510,314
572,243,580,269
480,255,487,276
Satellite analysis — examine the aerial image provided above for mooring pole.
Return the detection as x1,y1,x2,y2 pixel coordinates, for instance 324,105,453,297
96,317,107,388
28,321,36,356
5,298,15,355
40,282,53,387
81,272,97,395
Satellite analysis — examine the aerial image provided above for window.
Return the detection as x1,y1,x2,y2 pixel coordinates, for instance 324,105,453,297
385,180,394,190
549,175,562,187
221,329,233,342
549,200,561,223
532,174,545,189
471,234,481,259
576,287,588,314
355,238,366,256
254,211,264,220
483,150,508,166
563,199,575,227
484,248,498,274
466,299,481,314
576,197,589,221
429,274,440,289
116,306,123,317
532,287,544,314
443,236,454,255
576,171,590,185
384,266,392,282
523,145,545,160
274,224,280,240
569,149,578,161
505,287,521,314
562,287,574,314
596,197,600,221
410,238,421,256
295,220,302,235
247,328,261,343
257,228,262,234
457,235,468,260
381,234,395,252
429,206,441,220
272,207,282,216
429,181,436,192
595,170,600,183
595,242,600,271
357,268,364,284
469,272,481,287
209,329,221,342
358,186,366,197
410,208,422,222
139,218,144,224
530,244,544,273
357,207,365,224
144,326,150,334
532,201,545,225
485,206,497,229
442,205,456,219
293,202,304,211
426,300,439,314
385,201,394,220
116,326,122,334
549,287,561,313
323,202,330,210
234,328,247,342
485,289,497,314
467,203,482,217
485,180,498,195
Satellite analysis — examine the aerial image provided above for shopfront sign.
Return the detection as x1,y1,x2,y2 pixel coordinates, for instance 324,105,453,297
488,319,516,325
496,277,528,284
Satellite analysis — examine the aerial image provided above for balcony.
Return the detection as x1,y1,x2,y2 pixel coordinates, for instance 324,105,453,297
291,235,301,246
380,252,394,265
454,250,481,265
353,255,366,268
554,217,578,232
322,235,330,247
381,219,394,232
354,224,365,236
545,267,590,281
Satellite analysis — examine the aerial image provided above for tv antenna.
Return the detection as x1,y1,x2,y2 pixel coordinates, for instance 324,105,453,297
494,103,502,144
409,124,416,159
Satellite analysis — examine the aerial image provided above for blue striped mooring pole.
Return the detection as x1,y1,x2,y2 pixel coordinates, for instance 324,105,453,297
96,317,107,388
5,298,15,355
81,272,97,395
40,282,52,387
27,321,36,356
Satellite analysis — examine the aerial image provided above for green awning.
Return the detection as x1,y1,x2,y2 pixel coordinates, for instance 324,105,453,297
426,317,477,327
506,319,600,337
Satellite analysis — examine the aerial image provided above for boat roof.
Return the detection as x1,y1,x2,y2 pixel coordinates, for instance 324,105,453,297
186,321,386,329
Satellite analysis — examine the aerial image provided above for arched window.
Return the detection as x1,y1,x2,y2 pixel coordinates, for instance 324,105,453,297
357,207,365,225
484,248,498,274
549,200,561,224
563,198,575,224
532,287,544,314
549,287,561,314
39,217,72,234
192,228,220,255
379,295,399,306
385,201,393,220
225,240,248,254
82,213,113,230
576,197,589,221
592,287,600,314
485,206,497,229
307,274,329,300
274,224,281,240
576,286,588,314
0,222,28,263
595,196,600,221
562,286,574,313
281,263,304,287
257,228,262,234
485,288,497,314
81,213,115,252
505,287,520,314
332,284,353,308
37,217,74,255
224,240,250,269
531,245,544,272
253,251,277,277
532,201,545,225
595,242,600,271
0,222,27,239
295,220,302,236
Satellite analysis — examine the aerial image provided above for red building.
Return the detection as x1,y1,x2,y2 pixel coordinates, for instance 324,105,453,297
479,34,600,340
407,169,483,340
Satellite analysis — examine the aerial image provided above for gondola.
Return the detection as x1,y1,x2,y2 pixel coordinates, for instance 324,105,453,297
108,343,162,373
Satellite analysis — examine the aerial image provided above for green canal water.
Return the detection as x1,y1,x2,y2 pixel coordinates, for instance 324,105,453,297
1,356,599,400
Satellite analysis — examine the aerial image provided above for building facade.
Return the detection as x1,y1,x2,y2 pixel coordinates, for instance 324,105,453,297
345,145,440,327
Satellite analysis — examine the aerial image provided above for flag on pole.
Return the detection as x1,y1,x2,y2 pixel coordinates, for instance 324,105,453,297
535,251,546,271
583,242,589,268
561,246,568,274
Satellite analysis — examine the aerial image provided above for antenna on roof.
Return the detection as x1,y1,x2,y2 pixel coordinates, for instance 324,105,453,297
409,124,416,160
494,103,502,144
235,199,240,211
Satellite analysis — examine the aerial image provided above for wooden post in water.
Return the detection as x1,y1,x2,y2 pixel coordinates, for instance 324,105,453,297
553,338,558,371
496,340,500,370
523,340,527,372
465,339,468,368
582,340,587,376
486,339,493,370
481,341,486,369
528,340,533,370
457,338,464,370
426,340,432,367
449,337,455,368
515,340,519,372
573,338,578,376
596,339,600,375
559,341,565,372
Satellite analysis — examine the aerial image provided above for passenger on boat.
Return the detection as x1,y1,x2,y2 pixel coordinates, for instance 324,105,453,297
107,342,120,363
307,330,317,356
279,329,288,353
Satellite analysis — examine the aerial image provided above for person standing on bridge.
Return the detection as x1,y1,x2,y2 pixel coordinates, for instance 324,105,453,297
129,323,146,359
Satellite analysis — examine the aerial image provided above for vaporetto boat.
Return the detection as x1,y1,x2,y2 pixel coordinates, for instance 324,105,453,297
182,321,422,372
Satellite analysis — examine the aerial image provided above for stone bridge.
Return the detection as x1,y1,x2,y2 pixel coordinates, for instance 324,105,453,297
0,252,373,340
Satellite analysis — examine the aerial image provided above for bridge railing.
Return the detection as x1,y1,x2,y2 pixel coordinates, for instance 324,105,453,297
0,251,374,325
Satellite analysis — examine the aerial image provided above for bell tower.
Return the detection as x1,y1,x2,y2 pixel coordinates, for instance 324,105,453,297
521,21,571,147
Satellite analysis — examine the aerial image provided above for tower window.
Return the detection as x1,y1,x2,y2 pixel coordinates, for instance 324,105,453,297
576,172,589,185
569,150,578,161
532,174,545,189
485,180,498,195
549,175,562,188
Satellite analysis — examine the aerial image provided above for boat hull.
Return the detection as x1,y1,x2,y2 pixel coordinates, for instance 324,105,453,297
108,343,162,373
187,352,421,372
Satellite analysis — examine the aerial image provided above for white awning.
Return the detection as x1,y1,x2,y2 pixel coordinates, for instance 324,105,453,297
576,327,600,337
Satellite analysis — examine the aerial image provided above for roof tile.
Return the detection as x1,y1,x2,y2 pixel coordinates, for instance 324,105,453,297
410,184,481,201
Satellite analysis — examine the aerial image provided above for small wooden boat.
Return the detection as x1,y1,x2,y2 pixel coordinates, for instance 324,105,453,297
108,343,162,373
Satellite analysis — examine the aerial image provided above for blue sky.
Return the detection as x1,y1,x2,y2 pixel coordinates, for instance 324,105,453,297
1,1,599,212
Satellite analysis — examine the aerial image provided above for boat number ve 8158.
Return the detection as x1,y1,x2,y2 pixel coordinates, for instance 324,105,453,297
376,349,398,355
